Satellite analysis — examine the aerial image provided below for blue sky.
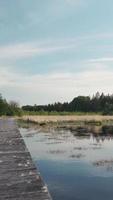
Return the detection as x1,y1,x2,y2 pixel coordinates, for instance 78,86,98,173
0,0,113,105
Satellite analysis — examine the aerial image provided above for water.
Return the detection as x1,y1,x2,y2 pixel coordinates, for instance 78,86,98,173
20,124,113,200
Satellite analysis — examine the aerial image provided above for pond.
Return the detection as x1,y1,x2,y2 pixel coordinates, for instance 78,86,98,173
20,123,113,200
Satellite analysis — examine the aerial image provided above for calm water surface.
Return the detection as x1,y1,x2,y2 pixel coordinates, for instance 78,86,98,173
20,125,113,200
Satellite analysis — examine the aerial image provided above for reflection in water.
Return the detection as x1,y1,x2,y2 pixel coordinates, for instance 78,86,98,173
70,125,113,137
20,123,113,200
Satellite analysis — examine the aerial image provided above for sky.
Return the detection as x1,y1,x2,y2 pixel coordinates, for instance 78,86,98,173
0,0,113,105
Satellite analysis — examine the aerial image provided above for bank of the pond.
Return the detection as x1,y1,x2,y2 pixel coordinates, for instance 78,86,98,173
18,115,113,135
20,115,113,123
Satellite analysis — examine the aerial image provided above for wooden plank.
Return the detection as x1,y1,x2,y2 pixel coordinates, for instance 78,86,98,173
0,118,52,200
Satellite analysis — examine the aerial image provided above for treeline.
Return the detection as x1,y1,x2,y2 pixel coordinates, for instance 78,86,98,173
0,94,22,116
1,92,113,116
22,92,113,115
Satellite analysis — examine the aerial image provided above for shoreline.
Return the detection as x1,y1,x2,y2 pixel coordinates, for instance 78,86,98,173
20,115,113,123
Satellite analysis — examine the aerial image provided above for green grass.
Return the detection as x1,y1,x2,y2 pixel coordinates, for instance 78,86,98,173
22,111,102,116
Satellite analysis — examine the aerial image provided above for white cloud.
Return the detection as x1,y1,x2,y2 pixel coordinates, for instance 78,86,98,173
0,66,113,105
88,57,113,63
0,42,75,60
0,31,113,62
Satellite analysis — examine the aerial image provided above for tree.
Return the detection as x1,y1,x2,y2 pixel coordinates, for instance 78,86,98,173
9,101,22,116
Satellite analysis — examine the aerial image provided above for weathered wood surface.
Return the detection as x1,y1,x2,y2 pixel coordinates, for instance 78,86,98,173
0,118,52,200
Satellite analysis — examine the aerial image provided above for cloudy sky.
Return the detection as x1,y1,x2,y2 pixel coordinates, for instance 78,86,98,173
0,0,113,105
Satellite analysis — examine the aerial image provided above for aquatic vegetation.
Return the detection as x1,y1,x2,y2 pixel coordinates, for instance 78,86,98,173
74,147,88,150
93,159,113,172
101,125,113,135
70,153,85,159
85,120,102,126
48,150,66,154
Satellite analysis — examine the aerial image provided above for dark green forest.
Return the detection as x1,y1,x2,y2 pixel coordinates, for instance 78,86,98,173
1,92,113,116
22,92,113,115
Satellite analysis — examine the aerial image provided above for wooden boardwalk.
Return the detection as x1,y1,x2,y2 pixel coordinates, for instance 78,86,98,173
0,118,52,200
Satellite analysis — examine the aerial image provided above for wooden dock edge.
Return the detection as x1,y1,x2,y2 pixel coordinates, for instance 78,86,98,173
0,118,52,200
